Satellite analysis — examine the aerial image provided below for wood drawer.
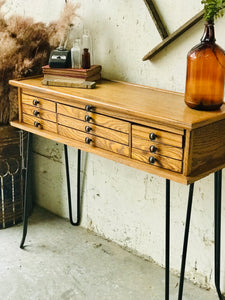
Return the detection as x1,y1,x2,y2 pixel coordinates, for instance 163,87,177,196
58,125,129,157
132,124,183,147
22,93,56,112
22,104,56,122
58,114,128,145
57,103,129,133
132,148,182,173
23,114,57,133
132,136,183,160
132,124,184,173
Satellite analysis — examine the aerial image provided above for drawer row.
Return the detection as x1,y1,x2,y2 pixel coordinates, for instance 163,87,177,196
21,93,184,173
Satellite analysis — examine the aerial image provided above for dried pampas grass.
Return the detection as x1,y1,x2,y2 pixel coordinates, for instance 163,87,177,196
0,1,79,124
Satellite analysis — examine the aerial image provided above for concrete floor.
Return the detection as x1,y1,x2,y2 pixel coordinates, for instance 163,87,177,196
0,206,217,300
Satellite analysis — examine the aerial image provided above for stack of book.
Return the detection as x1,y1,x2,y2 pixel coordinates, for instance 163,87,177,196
42,64,102,81
41,65,102,88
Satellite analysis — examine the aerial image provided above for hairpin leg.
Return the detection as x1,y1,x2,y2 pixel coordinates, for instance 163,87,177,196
20,132,32,249
178,183,194,300
165,179,170,300
214,170,224,300
64,145,81,226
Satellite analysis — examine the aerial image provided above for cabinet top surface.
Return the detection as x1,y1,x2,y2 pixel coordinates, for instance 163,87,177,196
9,77,225,129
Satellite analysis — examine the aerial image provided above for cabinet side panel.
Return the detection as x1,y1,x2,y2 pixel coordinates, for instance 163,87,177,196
188,119,225,176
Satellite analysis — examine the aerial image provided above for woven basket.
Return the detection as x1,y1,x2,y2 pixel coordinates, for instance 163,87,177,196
0,126,27,229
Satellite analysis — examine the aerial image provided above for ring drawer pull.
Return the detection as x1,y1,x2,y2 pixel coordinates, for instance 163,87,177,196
85,115,92,122
149,145,157,153
33,110,40,117
85,105,94,112
149,132,157,141
33,99,39,106
149,156,156,164
85,126,92,133
34,121,41,128
85,137,92,144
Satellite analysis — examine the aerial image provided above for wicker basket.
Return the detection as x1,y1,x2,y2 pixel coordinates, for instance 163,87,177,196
0,126,27,229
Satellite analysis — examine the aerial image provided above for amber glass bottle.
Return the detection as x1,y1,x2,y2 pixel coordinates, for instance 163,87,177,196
184,22,225,110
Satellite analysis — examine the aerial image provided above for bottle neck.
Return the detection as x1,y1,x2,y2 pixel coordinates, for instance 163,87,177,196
201,21,216,43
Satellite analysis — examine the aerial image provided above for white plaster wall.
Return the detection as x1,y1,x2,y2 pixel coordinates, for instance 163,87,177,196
4,0,225,291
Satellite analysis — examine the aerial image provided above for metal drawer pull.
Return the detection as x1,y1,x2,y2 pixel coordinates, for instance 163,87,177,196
149,156,156,164
85,105,94,112
85,115,92,122
149,145,157,153
85,126,92,133
33,99,39,106
33,110,40,117
34,121,41,128
149,132,157,141
85,137,92,144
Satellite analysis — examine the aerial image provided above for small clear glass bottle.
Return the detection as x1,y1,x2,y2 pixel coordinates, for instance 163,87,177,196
184,21,225,110
71,39,81,69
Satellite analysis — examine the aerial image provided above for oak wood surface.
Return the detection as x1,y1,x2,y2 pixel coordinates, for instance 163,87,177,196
9,78,225,184
132,148,182,173
10,121,189,183
132,136,183,160
23,114,57,133
58,125,130,157
132,124,183,148
58,114,129,145
10,77,225,130
22,93,56,111
22,104,57,122
57,103,129,133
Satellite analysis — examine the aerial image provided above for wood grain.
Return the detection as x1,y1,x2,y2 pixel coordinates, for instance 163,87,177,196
22,104,56,122
10,77,225,130
132,124,183,148
188,118,225,177
57,103,129,133
132,148,182,173
22,93,56,112
22,114,57,133
10,121,189,184
132,136,183,160
58,114,129,145
58,125,130,157
9,77,225,184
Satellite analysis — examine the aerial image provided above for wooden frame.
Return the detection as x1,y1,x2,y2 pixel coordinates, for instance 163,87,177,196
143,0,204,60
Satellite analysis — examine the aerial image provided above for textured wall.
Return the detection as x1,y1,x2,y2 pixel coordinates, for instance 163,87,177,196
4,0,225,290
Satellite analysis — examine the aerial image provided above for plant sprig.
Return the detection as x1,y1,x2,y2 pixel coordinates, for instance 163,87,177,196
201,0,225,21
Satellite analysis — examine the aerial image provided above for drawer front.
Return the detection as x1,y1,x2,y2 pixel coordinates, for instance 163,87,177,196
58,114,128,145
23,114,57,133
22,104,56,122
58,125,129,157
132,136,183,160
132,124,184,173
132,125,183,148
22,93,56,112
57,103,129,133
132,148,182,173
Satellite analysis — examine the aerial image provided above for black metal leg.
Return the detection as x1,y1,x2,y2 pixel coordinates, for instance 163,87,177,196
64,145,81,226
214,170,224,300
178,183,194,300
165,179,170,300
20,132,32,249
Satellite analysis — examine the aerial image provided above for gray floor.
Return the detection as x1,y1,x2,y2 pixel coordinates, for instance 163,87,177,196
0,206,217,300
